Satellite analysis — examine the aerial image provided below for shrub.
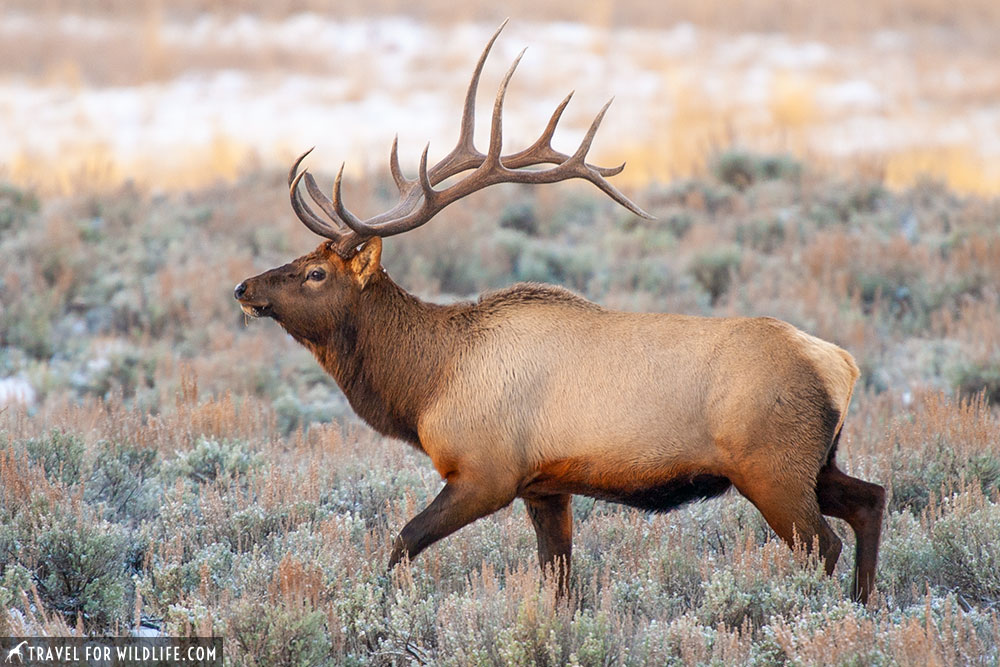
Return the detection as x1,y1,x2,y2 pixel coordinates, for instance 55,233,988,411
735,216,786,253
0,293,60,360
0,182,40,234
273,385,349,435
930,490,1000,605
886,394,1000,514
162,437,262,485
813,180,888,223
511,241,598,293
70,343,157,399
21,430,86,486
227,599,330,667
141,542,236,614
0,503,136,629
661,211,695,239
85,439,161,523
499,201,539,236
952,361,1000,405
688,246,741,304
711,150,801,190
696,542,838,630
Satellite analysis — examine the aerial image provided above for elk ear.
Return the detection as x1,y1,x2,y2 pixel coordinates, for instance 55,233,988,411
348,237,382,288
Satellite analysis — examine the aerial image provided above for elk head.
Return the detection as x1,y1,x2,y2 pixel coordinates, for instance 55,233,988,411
235,20,649,343
234,237,383,345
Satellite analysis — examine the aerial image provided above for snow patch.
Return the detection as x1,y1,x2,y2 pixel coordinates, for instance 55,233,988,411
0,376,35,408
819,80,884,110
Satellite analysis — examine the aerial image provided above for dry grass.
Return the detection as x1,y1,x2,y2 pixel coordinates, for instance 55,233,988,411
1,153,999,662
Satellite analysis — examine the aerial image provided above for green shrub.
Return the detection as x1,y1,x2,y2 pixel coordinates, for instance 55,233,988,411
952,361,1000,405
662,211,694,239
142,542,236,613
688,245,741,304
0,504,136,628
888,444,1000,514
930,492,1000,605
512,241,598,292
608,257,677,295
71,345,157,399
227,600,330,667
696,549,838,630
162,437,262,485
499,201,539,236
0,292,60,360
272,385,348,435
711,150,801,190
85,439,161,523
21,430,86,486
735,216,787,252
0,182,40,233
814,180,888,223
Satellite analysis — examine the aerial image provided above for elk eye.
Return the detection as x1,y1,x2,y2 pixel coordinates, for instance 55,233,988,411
307,268,326,282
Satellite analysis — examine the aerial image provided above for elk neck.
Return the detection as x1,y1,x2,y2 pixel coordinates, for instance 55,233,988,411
307,272,454,446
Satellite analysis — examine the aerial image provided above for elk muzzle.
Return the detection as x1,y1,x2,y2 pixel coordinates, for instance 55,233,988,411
234,279,272,318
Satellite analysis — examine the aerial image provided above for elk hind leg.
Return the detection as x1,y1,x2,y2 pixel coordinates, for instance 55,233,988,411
816,463,886,604
524,494,573,596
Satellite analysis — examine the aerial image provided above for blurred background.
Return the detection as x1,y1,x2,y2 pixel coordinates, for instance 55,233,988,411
3,0,1000,193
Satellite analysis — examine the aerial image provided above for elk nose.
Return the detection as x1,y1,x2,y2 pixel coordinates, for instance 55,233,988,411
234,282,247,300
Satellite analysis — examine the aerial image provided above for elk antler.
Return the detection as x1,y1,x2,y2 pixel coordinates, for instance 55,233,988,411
289,19,652,257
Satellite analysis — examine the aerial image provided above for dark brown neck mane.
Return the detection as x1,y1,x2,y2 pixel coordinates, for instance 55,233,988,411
304,274,455,445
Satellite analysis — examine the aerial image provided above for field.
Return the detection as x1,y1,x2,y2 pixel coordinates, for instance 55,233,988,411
2,3,1000,666
3,153,1000,664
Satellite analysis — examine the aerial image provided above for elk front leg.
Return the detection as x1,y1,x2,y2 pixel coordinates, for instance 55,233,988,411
388,475,515,569
524,494,573,596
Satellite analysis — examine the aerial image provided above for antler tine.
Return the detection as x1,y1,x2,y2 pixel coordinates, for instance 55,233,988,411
356,47,529,240
289,148,363,240
422,93,651,219
583,170,652,218
495,92,625,178
417,143,436,203
484,47,526,167
567,97,613,165
423,19,507,183
315,22,510,241
301,157,424,241
301,167,357,232
290,168,352,240
499,92,573,169
288,147,314,186
388,135,411,191
573,98,628,178
460,19,507,153
494,97,650,217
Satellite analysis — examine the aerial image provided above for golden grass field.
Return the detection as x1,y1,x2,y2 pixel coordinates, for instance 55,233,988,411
1,2,999,665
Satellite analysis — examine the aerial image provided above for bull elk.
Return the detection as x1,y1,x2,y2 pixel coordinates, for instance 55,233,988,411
235,22,886,603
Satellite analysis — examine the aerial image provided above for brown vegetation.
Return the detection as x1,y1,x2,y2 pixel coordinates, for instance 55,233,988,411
1,147,999,661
